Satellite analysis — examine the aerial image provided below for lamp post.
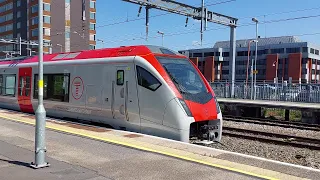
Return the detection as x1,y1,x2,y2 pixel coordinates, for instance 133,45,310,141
273,60,278,82
57,44,63,53
157,31,164,46
31,0,49,169
246,40,258,99
252,17,259,100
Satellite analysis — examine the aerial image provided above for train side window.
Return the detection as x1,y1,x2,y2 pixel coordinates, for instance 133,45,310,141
18,77,25,96
136,66,161,91
34,74,70,102
25,76,31,97
117,70,124,86
5,75,16,96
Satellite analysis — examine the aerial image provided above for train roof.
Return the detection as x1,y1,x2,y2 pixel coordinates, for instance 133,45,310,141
0,45,186,65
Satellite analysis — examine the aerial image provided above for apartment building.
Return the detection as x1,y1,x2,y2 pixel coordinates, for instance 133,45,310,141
0,0,96,57
179,36,320,84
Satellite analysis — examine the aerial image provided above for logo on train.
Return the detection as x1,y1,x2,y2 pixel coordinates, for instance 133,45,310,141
71,77,84,100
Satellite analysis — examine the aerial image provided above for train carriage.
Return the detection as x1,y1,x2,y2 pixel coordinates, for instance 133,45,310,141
0,45,222,142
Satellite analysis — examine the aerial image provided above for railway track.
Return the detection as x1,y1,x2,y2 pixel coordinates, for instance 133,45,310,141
224,116,320,131
223,126,320,150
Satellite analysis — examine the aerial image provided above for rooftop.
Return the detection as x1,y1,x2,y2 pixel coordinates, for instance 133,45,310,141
213,36,302,48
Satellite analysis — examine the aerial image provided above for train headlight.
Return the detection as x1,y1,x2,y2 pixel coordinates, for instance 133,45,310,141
178,99,192,117
213,96,221,114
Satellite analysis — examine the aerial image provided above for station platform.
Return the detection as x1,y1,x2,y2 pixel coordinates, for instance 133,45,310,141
217,98,320,110
0,109,319,180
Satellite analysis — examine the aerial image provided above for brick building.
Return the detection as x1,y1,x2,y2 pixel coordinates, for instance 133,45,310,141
0,0,96,57
179,36,320,83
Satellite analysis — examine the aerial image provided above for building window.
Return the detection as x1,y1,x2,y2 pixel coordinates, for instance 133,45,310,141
44,16,50,24
90,34,95,41
44,3,50,11
90,45,95,50
222,52,229,57
17,0,21,7
286,47,300,53
204,52,214,57
44,28,50,36
310,48,315,54
316,50,320,55
31,5,38,13
31,17,38,25
16,33,21,38
32,29,38,37
0,24,13,33
0,13,13,23
192,53,202,57
271,48,284,54
90,1,95,8
0,3,13,13
90,12,95,19
34,74,70,102
302,47,308,53
17,22,21,29
17,11,21,18
90,23,95,30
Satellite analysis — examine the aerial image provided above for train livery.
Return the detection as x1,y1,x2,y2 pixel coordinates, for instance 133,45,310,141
0,45,222,142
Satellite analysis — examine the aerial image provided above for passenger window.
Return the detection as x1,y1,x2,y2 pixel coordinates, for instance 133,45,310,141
5,75,16,96
18,76,25,96
117,70,124,86
25,76,31,97
136,66,161,91
34,74,70,102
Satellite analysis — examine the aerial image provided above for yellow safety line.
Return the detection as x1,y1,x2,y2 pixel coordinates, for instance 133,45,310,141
0,114,278,180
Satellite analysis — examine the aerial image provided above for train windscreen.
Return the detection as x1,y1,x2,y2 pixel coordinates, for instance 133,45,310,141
157,56,213,104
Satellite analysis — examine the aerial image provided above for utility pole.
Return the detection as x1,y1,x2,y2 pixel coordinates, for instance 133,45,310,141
122,0,238,96
31,0,49,169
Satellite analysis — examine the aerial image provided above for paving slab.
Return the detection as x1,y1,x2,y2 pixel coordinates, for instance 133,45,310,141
0,117,257,180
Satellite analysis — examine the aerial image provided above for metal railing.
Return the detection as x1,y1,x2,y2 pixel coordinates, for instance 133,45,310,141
211,81,320,103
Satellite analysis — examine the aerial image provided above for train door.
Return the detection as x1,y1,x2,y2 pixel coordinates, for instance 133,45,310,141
112,65,140,130
18,67,33,113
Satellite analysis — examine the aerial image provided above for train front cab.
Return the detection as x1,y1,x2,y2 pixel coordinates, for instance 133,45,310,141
134,53,222,143
157,56,223,142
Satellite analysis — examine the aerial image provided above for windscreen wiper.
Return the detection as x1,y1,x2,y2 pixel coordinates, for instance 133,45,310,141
163,66,188,94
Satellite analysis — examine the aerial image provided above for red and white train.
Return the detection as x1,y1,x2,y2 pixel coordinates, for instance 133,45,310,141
0,45,222,142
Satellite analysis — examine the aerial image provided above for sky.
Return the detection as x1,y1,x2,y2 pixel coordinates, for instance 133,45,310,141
95,0,320,51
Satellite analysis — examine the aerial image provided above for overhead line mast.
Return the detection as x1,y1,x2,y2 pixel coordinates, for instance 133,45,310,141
122,0,238,97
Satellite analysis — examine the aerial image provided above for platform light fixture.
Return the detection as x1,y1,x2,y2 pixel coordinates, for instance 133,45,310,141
252,17,259,100
31,0,49,169
157,31,164,46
